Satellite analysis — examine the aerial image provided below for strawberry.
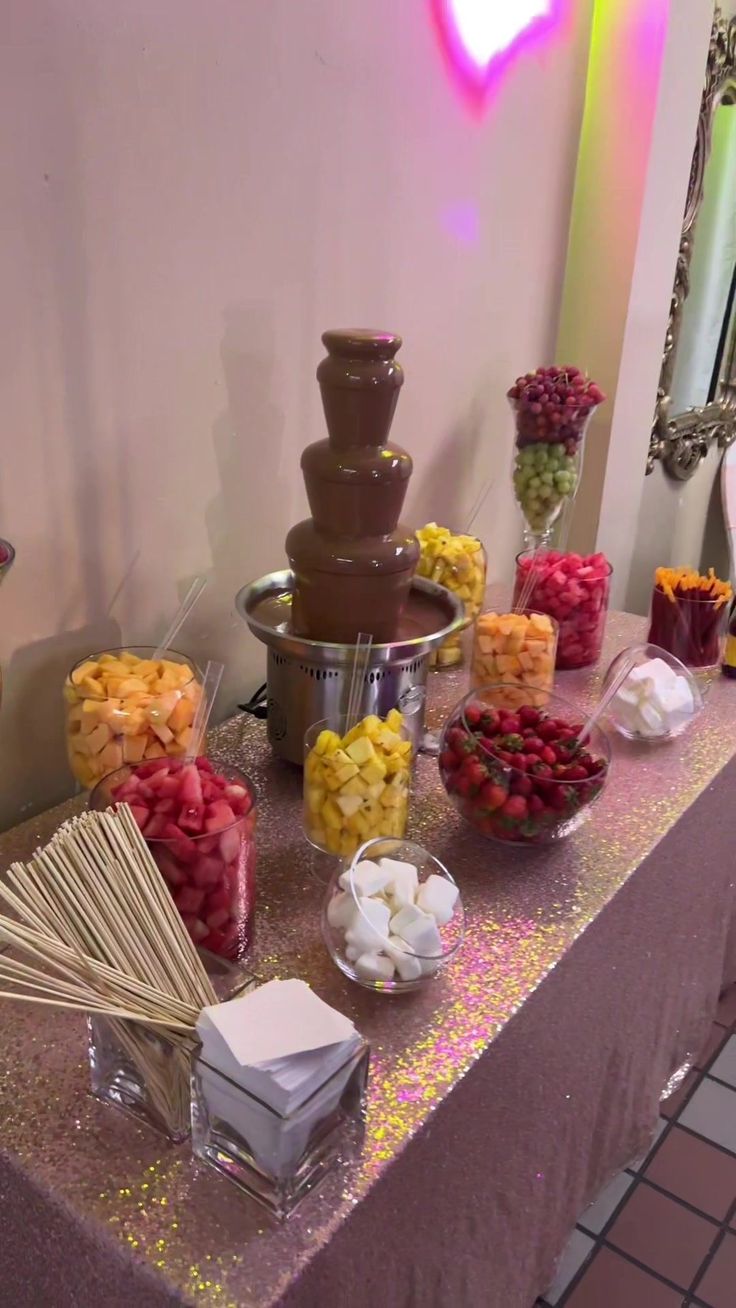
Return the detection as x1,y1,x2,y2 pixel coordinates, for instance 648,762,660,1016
479,781,507,810
501,795,528,821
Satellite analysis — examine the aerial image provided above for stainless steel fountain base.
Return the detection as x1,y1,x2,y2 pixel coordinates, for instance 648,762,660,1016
235,570,464,764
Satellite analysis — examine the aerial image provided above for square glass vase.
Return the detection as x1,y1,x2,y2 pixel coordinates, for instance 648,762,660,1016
191,1040,369,1219
88,952,257,1143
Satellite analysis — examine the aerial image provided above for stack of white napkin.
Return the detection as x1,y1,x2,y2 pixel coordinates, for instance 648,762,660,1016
195,979,364,1177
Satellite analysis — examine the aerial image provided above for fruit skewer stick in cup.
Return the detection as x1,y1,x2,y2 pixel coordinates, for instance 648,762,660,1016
648,567,732,668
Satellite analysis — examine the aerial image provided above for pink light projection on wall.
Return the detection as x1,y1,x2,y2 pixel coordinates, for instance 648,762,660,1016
432,0,559,108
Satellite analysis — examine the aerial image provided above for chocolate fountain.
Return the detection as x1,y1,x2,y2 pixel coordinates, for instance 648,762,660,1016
236,330,464,764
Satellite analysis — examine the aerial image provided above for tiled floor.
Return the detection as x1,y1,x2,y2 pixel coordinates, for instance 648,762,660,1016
537,986,736,1307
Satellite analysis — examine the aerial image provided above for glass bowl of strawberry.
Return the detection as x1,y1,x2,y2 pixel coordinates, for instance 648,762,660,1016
91,757,256,959
438,685,610,845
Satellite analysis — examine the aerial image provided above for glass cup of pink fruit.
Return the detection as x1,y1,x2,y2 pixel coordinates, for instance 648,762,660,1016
438,685,610,846
91,757,256,960
513,550,612,670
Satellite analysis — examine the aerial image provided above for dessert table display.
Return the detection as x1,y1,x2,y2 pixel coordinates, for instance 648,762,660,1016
2,609,736,1308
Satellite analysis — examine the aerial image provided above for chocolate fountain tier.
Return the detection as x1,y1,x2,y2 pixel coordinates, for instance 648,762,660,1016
300,440,413,535
285,521,420,645
236,570,464,765
287,328,418,643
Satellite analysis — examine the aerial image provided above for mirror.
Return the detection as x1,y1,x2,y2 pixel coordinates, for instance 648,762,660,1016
649,7,736,480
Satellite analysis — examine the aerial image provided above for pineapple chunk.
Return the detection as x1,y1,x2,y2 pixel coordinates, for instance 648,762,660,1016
321,798,343,831
339,775,369,798
386,708,403,733
360,756,387,786
306,786,326,814
336,794,363,818
334,761,360,786
346,736,376,766
360,715,383,740
315,729,341,757
376,728,401,750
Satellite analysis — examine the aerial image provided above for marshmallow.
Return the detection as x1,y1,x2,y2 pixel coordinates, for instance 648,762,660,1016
345,943,360,962
338,858,391,897
385,936,422,982
327,890,359,931
391,904,442,958
416,874,459,926
354,951,395,983
613,657,696,739
379,857,418,909
345,896,391,952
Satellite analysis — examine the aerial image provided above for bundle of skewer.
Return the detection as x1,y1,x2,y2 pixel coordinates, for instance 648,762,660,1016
0,804,218,1131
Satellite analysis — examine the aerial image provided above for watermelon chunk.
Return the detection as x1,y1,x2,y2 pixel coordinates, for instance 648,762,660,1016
204,801,236,833
178,803,205,834
190,854,223,889
175,885,205,915
178,763,203,806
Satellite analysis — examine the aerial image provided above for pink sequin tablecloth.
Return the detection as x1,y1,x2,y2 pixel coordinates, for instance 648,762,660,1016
1,609,736,1308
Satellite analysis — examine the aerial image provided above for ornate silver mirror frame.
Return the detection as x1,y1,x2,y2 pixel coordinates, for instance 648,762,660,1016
648,6,736,480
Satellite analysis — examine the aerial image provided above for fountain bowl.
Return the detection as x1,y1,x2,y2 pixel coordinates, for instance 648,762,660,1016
235,571,464,764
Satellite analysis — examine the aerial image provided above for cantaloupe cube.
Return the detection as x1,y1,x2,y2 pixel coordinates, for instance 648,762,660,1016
123,734,148,764
118,708,146,736
167,696,194,734
176,727,194,753
145,740,167,759
71,661,101,687
85,723,112,755
151,722,174,745
99,741,124,774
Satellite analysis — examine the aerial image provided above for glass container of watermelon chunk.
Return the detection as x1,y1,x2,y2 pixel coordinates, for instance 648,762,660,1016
91,757,257,960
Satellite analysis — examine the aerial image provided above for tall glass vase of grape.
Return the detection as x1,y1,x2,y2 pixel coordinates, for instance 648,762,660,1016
508,368,604,550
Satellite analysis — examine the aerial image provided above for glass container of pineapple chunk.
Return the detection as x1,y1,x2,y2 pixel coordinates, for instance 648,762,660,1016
64,647,204,789
303,710,413,858
415,524,486,669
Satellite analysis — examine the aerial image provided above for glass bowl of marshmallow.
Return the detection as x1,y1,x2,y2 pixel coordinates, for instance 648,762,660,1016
321,837,465,993
602,643,704,742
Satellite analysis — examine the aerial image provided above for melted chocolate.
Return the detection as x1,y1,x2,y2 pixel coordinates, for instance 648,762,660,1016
285,330,420,643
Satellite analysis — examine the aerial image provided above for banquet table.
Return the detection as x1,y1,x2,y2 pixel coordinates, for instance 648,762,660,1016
1,608,736,1308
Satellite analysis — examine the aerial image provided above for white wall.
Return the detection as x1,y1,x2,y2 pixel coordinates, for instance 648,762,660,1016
557,0,715,610
0,0,592,827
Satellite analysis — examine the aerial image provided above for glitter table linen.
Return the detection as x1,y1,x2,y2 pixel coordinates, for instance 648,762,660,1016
1,608,736,1308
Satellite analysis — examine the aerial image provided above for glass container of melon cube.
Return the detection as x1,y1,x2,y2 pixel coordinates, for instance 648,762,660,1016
471,610,558,706
321,837,465,992
91,757,256,961
303,710,413,859
64,647,204,789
